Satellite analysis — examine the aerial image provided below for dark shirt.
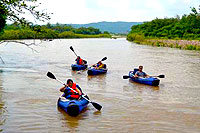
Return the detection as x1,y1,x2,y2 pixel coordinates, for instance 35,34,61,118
135,71,147,78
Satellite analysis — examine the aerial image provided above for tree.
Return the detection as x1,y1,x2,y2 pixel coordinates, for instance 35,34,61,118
0,0,51,63
0,3,7,33
0,0,51,33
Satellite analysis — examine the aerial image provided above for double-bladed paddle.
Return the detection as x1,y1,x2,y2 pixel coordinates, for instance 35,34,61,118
70,46,78,57
90,57,107,67
101,57,107,62
70,46,87,64
123,75,165,79
46,71,102,111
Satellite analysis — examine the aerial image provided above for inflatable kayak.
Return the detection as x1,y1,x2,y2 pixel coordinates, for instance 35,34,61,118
71,64,88,71
57,96,89,116
128,69,160,86
87,67,108,75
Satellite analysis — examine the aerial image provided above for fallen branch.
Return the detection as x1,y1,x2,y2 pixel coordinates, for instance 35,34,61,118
0,40,44,53
0,56,5,64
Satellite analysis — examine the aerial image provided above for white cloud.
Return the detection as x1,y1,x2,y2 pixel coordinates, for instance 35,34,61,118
30,0,200,24
183,0,192,4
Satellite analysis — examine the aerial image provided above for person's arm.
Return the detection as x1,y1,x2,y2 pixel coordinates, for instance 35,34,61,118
60,86,66,92
76,85,82,95
144,72,149,78
134,71,139,78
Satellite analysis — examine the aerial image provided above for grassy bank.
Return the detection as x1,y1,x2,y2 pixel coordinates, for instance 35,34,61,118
0,30,111,40
127,33,200,50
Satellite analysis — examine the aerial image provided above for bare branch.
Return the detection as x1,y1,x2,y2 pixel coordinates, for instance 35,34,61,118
0,40,42,53
0,56,5,64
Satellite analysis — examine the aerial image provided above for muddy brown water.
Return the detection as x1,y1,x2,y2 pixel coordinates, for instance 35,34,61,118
0,38,200,132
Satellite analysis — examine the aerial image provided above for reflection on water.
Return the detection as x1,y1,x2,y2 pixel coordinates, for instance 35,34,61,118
87,74,107,82
0,38,200,132
128,79,160,91
57,107,83,128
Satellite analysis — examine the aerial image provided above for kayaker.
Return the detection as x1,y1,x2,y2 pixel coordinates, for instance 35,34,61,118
93,61,105,69
75,56,85,65
134,66,149,78
60,79,82,100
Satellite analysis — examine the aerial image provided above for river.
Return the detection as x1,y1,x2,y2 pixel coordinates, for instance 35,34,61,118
0,38,200,132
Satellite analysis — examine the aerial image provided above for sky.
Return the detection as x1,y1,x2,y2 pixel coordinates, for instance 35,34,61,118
29,0,199,24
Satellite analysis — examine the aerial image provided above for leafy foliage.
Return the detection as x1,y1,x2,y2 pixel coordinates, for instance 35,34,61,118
0,0,51,33
0,3,7,33
0,23,111,40
128,5,200,40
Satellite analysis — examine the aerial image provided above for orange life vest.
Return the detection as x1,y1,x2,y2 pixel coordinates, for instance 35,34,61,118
77,58,83,65
70,83,81,99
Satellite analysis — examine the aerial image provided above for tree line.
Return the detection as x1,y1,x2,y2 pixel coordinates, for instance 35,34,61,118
127,6,200,41
0,1,110,40
0,23,111,40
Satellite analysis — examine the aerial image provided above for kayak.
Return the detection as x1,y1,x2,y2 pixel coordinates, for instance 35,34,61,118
87,67,108,75
71,64,88,71
57,96,89,116
128,69,160,86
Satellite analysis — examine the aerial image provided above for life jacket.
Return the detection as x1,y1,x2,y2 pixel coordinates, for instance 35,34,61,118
70,83,81,99
97,63,104,69
77,58,83,65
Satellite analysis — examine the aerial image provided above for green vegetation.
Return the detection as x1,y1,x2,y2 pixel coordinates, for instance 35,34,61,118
127,6,200,50
0,23,111,40
0,0,51,33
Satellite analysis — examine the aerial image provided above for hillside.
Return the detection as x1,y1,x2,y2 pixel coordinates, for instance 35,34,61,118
69,21,143,34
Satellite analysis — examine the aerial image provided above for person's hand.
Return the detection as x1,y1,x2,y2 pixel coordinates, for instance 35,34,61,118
78,95,82,100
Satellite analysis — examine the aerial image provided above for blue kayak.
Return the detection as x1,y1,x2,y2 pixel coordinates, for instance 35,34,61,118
57,96,89,116
71,64,88,71
128,69,160,86
87,67,108,75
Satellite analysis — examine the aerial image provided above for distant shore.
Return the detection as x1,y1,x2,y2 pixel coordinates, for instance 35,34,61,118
127,34,200,51
145,39,200,50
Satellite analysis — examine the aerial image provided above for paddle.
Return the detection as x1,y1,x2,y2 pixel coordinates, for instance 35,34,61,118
91,57,107,67
123,75,130,79
70,46,87,65
123,75,165,79
101,57,107,62
46,71,102,111
70,46,78,57
151,75,165,78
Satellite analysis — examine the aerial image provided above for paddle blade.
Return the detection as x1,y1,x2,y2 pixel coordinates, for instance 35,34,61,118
101,57,107,61
70,46,74,52
158,75,165,78
47,71,56,80
83,60,87,64
91,102,102,111
123,75,130,79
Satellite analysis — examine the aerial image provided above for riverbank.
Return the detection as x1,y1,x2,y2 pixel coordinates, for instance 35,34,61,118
0,30,111,40
127,34,200,50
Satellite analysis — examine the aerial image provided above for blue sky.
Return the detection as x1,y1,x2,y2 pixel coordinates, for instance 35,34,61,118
33,0,199,24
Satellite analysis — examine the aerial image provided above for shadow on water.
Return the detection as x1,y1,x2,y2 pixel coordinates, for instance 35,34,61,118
71,69,88,75
127,79,160,91
57,103,102,130
57,106,89,128
93,110,102,115
87,74,107,81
